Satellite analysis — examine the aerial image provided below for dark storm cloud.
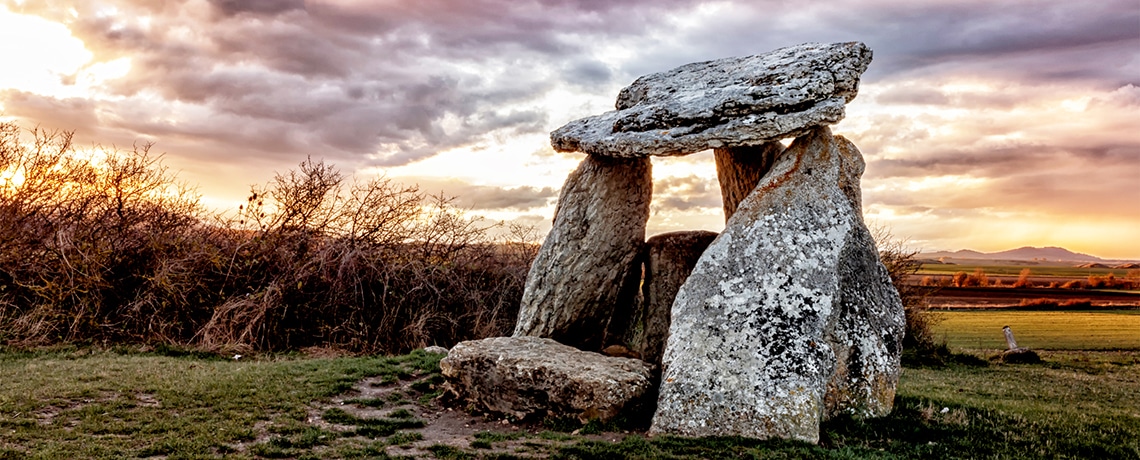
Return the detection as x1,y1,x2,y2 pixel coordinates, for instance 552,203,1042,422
624,0,1138,87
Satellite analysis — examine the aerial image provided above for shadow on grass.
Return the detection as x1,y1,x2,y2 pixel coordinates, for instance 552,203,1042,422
552,394,1139,460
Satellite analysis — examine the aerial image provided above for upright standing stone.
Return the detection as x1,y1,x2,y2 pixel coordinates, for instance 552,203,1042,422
822,135,904,419
714,141,784,221
620,230,718,368
652,127,854,443
513,155,652,350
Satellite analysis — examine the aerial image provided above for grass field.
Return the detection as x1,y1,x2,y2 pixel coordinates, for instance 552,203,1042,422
1,346,1138,459
932,310,1140,350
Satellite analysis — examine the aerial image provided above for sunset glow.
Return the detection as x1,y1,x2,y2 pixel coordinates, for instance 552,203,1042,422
1,0,1137,259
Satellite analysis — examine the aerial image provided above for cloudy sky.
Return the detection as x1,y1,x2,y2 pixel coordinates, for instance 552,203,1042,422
1,0,1138,258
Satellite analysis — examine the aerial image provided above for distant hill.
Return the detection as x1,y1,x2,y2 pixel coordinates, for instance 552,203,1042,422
919,246,1108,263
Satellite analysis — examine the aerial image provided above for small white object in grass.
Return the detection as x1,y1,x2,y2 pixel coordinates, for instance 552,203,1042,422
233,354,242,360
941,407,950,414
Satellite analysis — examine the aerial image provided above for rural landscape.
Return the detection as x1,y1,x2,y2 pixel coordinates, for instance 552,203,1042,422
1,120,1138,458
2,0,1138,458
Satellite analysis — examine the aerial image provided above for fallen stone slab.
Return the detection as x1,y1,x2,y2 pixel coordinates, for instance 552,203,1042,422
551,42,871,158
439,336,655,423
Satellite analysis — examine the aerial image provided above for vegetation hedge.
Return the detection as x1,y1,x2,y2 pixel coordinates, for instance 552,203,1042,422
0,122,535,353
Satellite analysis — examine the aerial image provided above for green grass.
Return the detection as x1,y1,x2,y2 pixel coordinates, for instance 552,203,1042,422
0,347,443,458
932,310,1140,350
1,347,1137,459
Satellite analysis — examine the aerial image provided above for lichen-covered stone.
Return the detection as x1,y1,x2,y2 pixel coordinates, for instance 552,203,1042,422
513,155,651,349
439,337,655,422
822,136,904,420
621,231,718,368
551,42,872,158
714,142,784,221
651,126,905,443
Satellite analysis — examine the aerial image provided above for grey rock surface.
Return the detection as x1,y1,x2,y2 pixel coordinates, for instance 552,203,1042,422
439,336,656,422
823,135,904,419
651,127,901,442
714,142,784,221
622,231,718,368
513,155,651,349
551,42,871,158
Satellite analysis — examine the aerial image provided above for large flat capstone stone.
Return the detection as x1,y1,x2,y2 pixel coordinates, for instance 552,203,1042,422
552,42,871,158
650,127,902,443
439,336,655,422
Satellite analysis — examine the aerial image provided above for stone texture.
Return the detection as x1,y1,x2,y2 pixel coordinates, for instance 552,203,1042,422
622,231,718,368
823,137,904,419
513,155,651,349
551,42,872,158
651,127,902,443
439,336,656,422
714,142,784,221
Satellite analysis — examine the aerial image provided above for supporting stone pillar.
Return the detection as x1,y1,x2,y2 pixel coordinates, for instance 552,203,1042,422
713,141,784,221
513,154,652,350
620,230,717,368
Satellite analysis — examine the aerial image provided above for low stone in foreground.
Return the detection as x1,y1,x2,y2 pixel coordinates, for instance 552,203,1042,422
439,336,655,423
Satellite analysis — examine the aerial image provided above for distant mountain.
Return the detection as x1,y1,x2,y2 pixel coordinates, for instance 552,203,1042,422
919,246,1107,263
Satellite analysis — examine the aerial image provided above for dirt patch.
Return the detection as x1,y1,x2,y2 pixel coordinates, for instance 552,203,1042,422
310,371,644,458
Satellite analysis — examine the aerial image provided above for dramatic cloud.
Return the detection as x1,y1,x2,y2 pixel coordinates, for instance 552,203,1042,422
1,0,1137,257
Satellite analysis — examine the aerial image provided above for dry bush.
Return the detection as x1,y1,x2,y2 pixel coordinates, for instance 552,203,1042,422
1061,280,1083,289
950,272,967,287
1086,274,1122,289
1017,298,1093,310
0,123,535,353
967,268,988,287
1012,268,1033,288
873,227,939,355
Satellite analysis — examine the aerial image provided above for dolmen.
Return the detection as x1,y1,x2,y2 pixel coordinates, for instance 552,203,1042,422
441,42,904,444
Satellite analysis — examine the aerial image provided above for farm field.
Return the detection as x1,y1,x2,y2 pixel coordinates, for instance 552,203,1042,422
932,310,1140,350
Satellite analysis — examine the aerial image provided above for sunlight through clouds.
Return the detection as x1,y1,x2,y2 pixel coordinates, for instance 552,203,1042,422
1,0,1137,258
0,6,91,97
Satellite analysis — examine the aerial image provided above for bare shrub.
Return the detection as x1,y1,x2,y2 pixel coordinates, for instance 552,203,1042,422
952,272,969,288
873,227,939,355
0,123,535,353
1087,274,1120,289
1012,268,1033,288
1017,298,1093,310
966,268,988,287
1061,280,1083,289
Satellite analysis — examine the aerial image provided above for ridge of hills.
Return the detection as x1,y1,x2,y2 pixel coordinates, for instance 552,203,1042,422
918,246,1138,264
